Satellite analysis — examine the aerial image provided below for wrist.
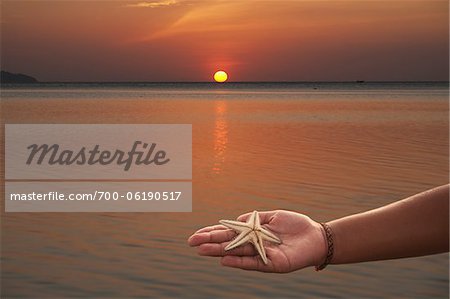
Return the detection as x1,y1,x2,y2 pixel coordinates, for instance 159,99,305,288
312,221,328,268
315,222,334,271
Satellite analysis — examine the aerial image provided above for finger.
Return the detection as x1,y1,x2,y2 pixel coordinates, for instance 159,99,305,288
198,242,256,257
195,225,228,234
220,255,274,272
187,225,228,246
188,229,236,247
237,210,277,224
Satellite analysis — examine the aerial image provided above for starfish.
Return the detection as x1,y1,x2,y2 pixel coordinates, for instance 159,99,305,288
219,210,282,264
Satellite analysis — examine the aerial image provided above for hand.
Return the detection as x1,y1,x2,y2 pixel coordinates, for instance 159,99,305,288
188,210,327,273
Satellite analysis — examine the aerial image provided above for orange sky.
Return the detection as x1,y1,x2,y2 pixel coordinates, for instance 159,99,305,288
1,0,448,82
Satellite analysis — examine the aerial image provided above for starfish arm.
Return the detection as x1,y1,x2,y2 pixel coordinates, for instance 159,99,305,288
219,220,250,233
224,230,252,251
249,210,258,229
251,233,268,265
259,227,282,244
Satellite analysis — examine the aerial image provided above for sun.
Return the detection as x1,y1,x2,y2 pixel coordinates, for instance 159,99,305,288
214,70,228,83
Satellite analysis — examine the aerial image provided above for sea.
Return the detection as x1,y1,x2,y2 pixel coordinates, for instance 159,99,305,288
1,82,449,298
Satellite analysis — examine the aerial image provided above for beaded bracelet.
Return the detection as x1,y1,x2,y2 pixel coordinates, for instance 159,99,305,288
316,222,334,271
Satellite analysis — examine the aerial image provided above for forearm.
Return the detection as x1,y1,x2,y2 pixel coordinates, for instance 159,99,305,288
328,184,449,264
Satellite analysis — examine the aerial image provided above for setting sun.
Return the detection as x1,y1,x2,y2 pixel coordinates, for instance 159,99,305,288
214,70,228,83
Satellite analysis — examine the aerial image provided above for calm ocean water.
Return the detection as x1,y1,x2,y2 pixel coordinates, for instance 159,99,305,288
1,82,449,298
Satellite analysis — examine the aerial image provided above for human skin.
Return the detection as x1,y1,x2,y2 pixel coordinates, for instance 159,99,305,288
187,184,449,273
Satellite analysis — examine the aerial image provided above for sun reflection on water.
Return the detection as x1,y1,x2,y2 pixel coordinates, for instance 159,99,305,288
212,101,228,174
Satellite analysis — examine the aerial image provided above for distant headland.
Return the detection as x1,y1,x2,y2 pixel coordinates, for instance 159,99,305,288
1,70,38,83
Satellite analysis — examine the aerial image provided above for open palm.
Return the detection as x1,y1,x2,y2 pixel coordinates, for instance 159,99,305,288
188,210,326,273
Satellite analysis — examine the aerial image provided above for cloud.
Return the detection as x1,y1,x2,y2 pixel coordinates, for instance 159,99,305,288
139,1,246,40
126,1,179,8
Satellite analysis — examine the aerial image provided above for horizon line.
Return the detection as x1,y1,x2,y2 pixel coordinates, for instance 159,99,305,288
2,80,449,84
